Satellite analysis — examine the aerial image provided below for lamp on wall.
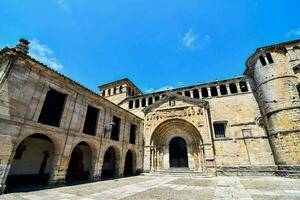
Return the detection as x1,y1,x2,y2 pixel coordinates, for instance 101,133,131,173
103,122,115,138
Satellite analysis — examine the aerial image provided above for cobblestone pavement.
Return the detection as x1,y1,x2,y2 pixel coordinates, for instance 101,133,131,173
1,175,300,200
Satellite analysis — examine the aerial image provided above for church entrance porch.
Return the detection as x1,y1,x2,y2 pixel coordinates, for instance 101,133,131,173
148,119,207,172
169,137,188,168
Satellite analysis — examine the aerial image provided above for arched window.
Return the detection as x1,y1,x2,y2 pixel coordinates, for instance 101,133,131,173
229,83,238,94
141,98,146,107
210,86,218,96
220,85,228,95
201,88,208,98
129,101,133,109
259,55,267,66
239,81,248,92
135,99,140,108
148,97,153,105
184,91,190,97
193,89,199,98
154,96,160,101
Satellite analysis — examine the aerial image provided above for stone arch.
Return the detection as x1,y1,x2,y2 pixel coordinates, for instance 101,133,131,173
123,149,137,176
65,141,93,183
150,119,205,171
5,133,56,193
101,145,121,179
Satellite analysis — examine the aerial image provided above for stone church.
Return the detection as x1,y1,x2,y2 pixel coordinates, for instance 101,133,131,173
0,38,299,194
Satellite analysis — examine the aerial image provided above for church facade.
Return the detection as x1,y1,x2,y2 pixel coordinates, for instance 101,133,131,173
0,39,299,193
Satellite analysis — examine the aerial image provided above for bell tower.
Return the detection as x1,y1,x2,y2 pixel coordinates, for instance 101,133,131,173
245,40,300,168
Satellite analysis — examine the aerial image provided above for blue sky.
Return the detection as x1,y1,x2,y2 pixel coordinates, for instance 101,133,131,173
0,0,299,93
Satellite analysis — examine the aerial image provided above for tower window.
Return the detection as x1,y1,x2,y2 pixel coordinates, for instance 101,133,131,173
239,81,248,92
184,91,190,97
259,56,267,66
135,99,140,108
220,85,228,95
148,97,153,105
193,89,199,98
129,101,133,109
111,116,121,141
229,83,238,94
38,88,67,127
213,122,226,138
141,98,146,107
266,53,274,64
211,86,218,96
201,88,208,98
83,105,99,136
129,124,137,144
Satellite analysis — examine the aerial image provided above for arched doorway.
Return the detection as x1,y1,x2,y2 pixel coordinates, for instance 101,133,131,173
101,147,117,179
169,137,188,168
5,134,55,193
66,142,92,183
124,150,134,176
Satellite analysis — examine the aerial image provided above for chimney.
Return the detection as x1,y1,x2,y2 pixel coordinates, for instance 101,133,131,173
15,39,30,54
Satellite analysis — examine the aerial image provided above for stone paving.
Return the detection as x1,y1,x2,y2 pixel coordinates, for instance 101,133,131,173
1,175,300,200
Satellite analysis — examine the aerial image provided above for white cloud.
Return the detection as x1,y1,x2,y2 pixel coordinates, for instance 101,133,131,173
57,0,71,12
285,28,300,38
145,86,174,93
179,29,211,50
29,39,64,70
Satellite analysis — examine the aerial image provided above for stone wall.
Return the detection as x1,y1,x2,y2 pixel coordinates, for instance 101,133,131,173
0,45,144,193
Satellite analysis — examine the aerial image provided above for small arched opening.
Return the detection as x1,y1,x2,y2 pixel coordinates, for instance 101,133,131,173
124,150,135,176
101,147,118,179
66,142,92,184
5,133,55,193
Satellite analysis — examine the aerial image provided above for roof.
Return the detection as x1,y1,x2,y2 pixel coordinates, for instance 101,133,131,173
98,78,142,94
0,46,143,121
246,39,300,67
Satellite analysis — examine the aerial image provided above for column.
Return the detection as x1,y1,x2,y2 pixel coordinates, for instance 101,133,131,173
226,85,231,95
198,89,202,99
216,86,221,96
190,90,194,98
207,88,211,97
236,82,242,93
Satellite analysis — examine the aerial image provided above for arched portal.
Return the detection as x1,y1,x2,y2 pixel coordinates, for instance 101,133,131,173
124,150,135,176
101,147,118,179
150,119,204,171
169,137,188,168
5,134,55,192
66,142,92,183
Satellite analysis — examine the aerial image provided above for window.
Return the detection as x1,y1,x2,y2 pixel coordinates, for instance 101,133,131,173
259,56,267,66
141,98,146,107
297,84,300,97
111,116,121,141
108,89,111,96
38,88,66,127
177,92,182,95
193,89,199,98
128,87,131,96
184,91,190,97
119,85,123,93
201,88,208,98
102,90,106,97
83,105,99,135
229,83,238,94
211,86,218,96
129,101,133,109
135,99,140,108
220,85,228,95
266,53,274,64
155,96,160,101
213,122,226,138
129,124,137,144
113,87,117,94
148,97,153,105
239,81,248,92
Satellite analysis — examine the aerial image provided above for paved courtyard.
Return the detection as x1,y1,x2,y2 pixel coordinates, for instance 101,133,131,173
1,175,300,200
